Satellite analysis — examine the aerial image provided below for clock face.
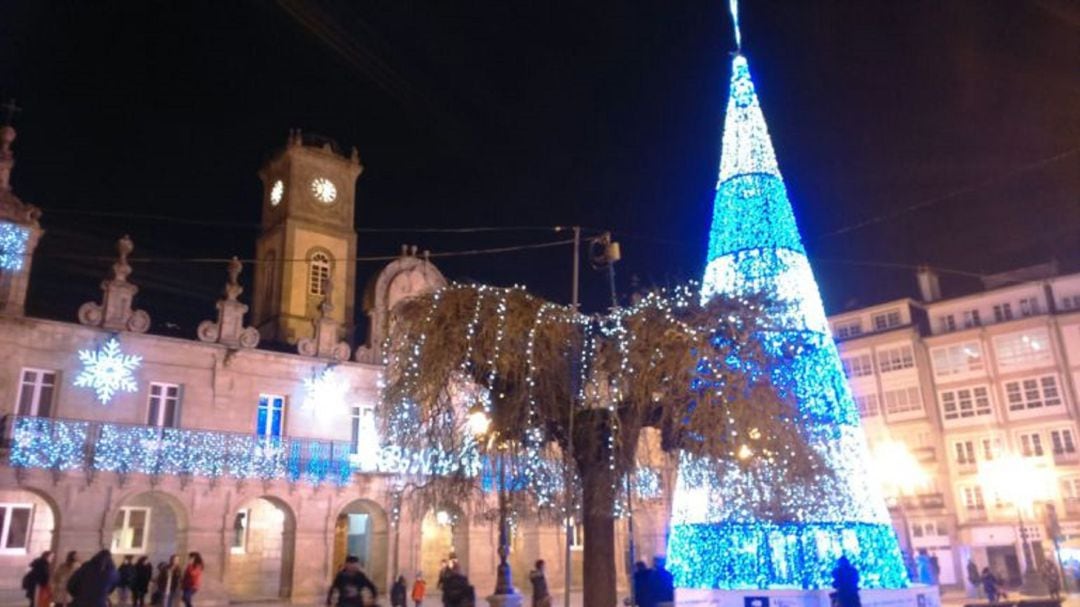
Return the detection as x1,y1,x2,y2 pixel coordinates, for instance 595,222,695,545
270,180,284,206
311,177,337,204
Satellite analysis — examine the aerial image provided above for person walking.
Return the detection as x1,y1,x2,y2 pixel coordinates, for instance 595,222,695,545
915,550,933,586
831,556,861,607
980,567,1000,603
23,551,52,607
326,556,378,607
410,573,425,607
117,555,135,606
632,561,652,607
132,557,153,607
155,556,181,607
68,550,119,607
390,575,407,607
966,560,981,598
180,553,203,607
52,552,81,607
1042,560,1062,600
650,557,674,607
528,560,551,607
439,563,472,607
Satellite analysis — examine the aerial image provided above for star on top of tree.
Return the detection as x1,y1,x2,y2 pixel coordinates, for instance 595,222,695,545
74,337,143,404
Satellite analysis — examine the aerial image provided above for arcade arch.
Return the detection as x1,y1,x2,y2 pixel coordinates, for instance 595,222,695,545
226,496,296,601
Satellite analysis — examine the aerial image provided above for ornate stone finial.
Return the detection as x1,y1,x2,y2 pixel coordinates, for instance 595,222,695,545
297,275,350,361
0,101,19,192
197,256,260,349
78,235,150,332
400,244,408,257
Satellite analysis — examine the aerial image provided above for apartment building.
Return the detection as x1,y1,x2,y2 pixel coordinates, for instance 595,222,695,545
831,267,1080,590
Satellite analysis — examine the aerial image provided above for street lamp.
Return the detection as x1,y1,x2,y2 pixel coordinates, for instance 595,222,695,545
979,455,1054,596
467,404,521,607
872,440,929,576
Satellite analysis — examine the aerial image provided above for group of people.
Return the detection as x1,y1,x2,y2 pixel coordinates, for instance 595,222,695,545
23,550,204,607
631,557,675,607
328,557,467,607
968,558,1063,602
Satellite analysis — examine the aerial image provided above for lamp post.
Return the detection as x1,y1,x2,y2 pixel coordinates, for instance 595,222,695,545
979,455,1052,596
467,405,522,607
873,439,929,577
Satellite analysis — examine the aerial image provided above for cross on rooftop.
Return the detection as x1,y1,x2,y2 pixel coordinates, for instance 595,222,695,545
1,99,22,126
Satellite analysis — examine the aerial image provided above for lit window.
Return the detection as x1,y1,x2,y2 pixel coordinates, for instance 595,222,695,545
147,383,181,428
993,303,1013,322
16,369,56,417
257,394,286,441
940,386,993,421
930,342,983,377
1050,429,1077,455
308,252,332,296
1061,477,1080,501
112,507,150,554
1004,375,1062,412
883,387,923,417
993,329,1052,370
0,504,32,553
566,518,584,550
876,345,914,373
1061,295,1080,311
841,354,874,378
980,437,1002,460
1019,432,1045,457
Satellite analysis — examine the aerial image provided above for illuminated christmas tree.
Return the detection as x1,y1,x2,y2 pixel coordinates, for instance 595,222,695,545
666,20,909,590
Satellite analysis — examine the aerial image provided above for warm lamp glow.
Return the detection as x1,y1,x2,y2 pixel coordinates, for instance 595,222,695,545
872,440,928,496
978,455,1054,517
467,405,491,436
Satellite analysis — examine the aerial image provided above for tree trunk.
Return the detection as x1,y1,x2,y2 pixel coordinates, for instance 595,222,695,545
580,460,618,607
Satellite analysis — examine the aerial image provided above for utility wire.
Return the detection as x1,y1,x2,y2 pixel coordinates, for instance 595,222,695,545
39,238,577,264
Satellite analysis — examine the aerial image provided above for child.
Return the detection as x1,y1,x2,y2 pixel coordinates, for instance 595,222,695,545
411,572,426,607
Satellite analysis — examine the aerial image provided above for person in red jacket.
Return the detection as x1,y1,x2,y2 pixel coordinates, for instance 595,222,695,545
180,553,203,607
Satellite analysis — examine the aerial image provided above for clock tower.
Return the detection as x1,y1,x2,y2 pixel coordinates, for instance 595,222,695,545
252,130,363,345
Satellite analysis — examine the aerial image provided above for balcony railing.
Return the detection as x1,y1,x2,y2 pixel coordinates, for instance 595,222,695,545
1,415,473,485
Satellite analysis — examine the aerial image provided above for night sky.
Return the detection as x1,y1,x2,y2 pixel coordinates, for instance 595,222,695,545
2,1,1078,342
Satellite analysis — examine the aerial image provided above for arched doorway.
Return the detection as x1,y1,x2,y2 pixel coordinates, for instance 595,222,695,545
333,500,389,591
109,492,187,567
419,505,469,584
226,497,295,601
0,487,58,601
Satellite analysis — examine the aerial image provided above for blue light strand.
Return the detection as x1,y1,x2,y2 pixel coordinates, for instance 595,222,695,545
674,52,907,590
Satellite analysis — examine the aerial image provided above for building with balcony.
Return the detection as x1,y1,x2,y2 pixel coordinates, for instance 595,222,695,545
830,265,1080,590
0,126,671,605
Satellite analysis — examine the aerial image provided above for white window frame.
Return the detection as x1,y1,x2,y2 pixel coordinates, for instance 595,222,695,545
939,386,993,422
877,345,915,373
308,252,332,296
940,315,957,333
833,321,862,340
350,404,376,455
566,517,584,551
230,509,250,554
853,394,879,418
1050,428,1077,456
841,354,874,378
112,506,151,554
1017,432,1045,458
930,342,984,378
883,386,923,419
147,382,182,428
16,368,57,417
1004,375,1062,414
257,394,286,441
993,329,1052,370
962,309,981,329
872,310,902,331
952,440,976,466
960,485,985,511
0,503,33,554
993,303,1014,322
1019,297,1040,317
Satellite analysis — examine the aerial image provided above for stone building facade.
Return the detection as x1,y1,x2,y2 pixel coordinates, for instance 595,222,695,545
0,129,671,605
829,266,1080,590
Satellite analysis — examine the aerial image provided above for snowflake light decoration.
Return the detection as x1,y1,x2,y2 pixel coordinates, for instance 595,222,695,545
74,338,142,404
